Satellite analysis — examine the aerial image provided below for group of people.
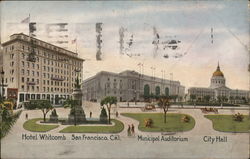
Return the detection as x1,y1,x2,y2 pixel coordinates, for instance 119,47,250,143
127,124,135,136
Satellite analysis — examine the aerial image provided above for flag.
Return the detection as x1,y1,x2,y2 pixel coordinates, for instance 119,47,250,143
72,38,77,44
21,17,30,23
29,22,36,33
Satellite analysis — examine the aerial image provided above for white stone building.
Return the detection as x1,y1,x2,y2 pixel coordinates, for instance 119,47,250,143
82,70,185,102
187,63,249,103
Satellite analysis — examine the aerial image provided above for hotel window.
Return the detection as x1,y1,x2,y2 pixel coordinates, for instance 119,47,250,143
32,63,35,69
22,53,25,59
44,59,46,64
43,66,46,71
10,61,14,67
22,61,25,67
21,85,24,91
37,86,39,91
27,70,30,76
43,87,46,92
32,71,35,76
37,72,39,77
10,69,14,75
27,62,30,68
43,73,46,78
22,46,25,50
37,64,39,69
27,78,29,82
37,79,39,84
10,54,14,59
21,77,25,83
32,86,34,91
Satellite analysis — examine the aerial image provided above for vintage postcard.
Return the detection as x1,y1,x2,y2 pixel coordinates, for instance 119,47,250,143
0,0,249,159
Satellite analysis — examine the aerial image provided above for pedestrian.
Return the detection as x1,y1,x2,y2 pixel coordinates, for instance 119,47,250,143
116,111,119,117
25,113,28,120
131,124,135,136
128,102,130,107
127,125,131,136
90,111,92,118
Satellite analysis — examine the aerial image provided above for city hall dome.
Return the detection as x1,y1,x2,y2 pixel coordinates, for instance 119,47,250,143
212,63,224,77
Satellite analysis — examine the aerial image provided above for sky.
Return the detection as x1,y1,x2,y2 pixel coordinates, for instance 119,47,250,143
1,0,249,92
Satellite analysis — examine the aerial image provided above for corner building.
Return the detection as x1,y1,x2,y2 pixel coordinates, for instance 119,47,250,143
1,33,84,106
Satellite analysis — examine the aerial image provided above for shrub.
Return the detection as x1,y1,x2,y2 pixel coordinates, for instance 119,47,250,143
100,107,108,123
233,113,244,122
144,118,153,128
181,115,190,123
51,109,58,116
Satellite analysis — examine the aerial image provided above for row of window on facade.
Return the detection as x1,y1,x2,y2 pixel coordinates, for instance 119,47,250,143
19,93,70,103
19,44,82,67
20,59,81,76
211,80,225,84
20,84,72,93
4,41,78,65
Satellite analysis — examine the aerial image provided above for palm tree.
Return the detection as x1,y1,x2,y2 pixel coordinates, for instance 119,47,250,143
0,100,22,139
158,97,170,123
101,96,117,124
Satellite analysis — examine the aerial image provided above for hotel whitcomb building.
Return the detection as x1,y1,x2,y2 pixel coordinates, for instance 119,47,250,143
82,70,185,102
187,63,249,102
1,33,84,106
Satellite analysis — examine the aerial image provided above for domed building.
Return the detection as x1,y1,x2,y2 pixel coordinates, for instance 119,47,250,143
210,63,226,88
187,63,249,103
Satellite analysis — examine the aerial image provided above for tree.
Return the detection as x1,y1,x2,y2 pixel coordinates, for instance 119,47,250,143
101,96,117,124
204,95,211,103
229,96,234,104
158,97,170,123
190,94,196,102
37,100,53,122
170,95,178,103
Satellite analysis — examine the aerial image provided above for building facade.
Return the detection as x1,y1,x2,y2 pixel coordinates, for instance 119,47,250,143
187,63,249,103
1,33,84,106
82,70,185,102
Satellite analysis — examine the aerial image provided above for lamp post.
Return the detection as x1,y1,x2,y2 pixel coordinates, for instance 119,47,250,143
1,68,5,100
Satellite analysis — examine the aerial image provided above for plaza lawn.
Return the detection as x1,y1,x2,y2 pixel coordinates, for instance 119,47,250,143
205,115,250,133
59,119,124,133
121,113,195,132
23,118,59,132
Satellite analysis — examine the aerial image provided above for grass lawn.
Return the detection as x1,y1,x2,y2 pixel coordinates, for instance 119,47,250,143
205,115,250,133
59,119,124,133
23,118,59,132
121,113,195,132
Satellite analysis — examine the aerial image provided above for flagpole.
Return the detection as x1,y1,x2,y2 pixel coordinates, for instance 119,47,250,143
76,38,77,53
28,14,31,37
